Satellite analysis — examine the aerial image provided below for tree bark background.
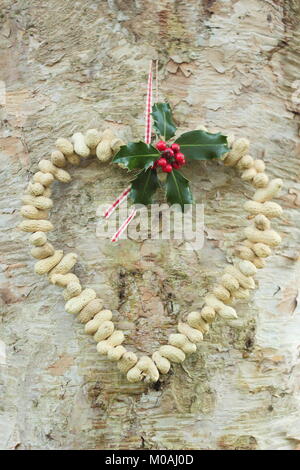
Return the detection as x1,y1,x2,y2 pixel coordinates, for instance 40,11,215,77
1,0,300,450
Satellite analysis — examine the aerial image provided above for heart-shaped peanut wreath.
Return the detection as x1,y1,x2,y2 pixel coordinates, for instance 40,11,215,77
19,125,283,384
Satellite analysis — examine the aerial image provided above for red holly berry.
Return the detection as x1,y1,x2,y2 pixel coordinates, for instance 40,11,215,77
157,157,167,167
163,164,173,173
172,162,180,169
163,148,174,158
156,141,167,151
171,143,180,153
175,153,185,164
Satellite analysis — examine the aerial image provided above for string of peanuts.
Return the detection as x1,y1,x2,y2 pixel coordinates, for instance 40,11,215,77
19,127,283,384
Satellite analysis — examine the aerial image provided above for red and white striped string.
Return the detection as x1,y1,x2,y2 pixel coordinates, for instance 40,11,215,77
111,207,137,243
103,185,131,220
106,60,154,242
144,60,153,145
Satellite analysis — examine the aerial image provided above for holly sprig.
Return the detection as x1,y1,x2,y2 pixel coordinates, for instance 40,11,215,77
112,102,229,210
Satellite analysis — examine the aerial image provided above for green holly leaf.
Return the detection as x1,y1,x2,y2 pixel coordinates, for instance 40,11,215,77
130,168,160,205
113,141,160,170
166,170,193,210
152,102,177,141
175,130,229,160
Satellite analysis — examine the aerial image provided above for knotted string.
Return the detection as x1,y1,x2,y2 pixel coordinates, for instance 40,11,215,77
107,60,156,242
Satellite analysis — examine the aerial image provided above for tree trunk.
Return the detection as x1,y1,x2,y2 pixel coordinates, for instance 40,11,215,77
1,0,300,450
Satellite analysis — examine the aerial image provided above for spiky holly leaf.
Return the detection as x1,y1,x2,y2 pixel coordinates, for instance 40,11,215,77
166,170,193,211
152,102,177,141
113,141,160,170
130,168,160,205
175,130,229,160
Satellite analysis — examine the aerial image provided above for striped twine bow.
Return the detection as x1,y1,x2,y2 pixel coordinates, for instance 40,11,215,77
106,60,155,242
103,186,131,220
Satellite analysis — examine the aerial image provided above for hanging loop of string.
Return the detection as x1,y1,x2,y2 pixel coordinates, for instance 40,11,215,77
106,60,157,242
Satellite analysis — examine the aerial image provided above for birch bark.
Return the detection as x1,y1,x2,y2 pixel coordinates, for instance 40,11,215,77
0,0,299,450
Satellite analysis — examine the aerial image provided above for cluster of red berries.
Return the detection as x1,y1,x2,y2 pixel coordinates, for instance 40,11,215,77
153,141,186,173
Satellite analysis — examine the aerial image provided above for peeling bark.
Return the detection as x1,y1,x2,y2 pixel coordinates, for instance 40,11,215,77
0,0,300,450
